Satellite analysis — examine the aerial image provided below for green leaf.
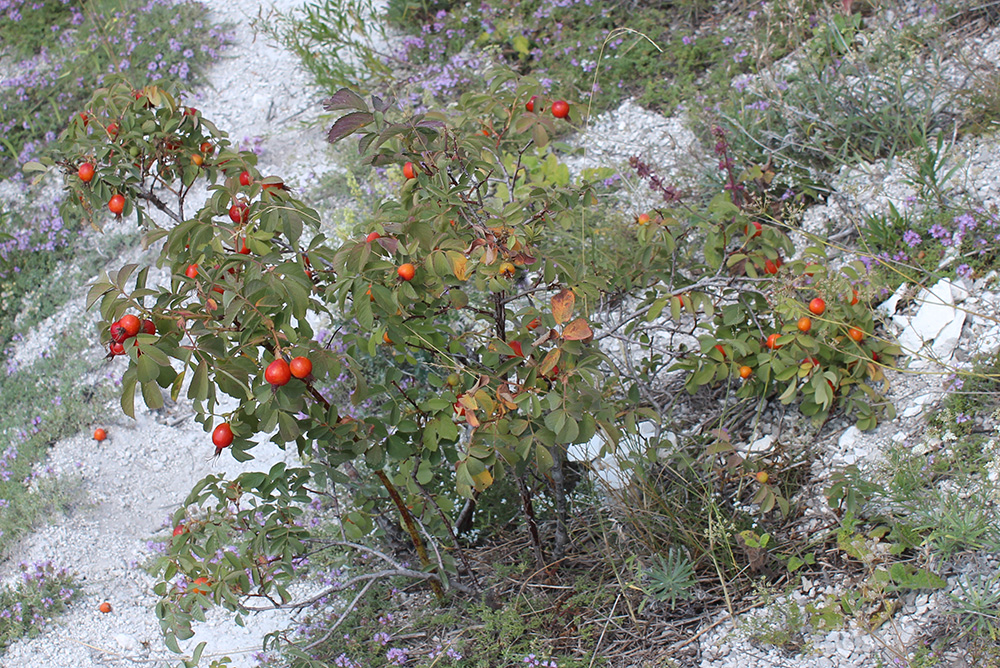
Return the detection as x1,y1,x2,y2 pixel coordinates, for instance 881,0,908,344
557,417,579,444
240,472,267,490
188,359,209,401
778,379,799,403
190,642,206,665
142,379,164,410
544,409,567,434
535,444,554,472
646,298,667,322
121,375,137,419
512,35,530,56
137,354,160,383
278,412,301,442
86,281,113,310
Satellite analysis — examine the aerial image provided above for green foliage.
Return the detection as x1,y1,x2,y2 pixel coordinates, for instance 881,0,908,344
638,31,745,114
265,564,599,668
385,0,457,26
0,205,136,350
44,73,674,648
902,132,963,209
739,582,809,653
651,142,900,429
15,0,1000,663
39,66,904,661
947,571,1000,646
642,549,695,608
260,0,393,96
265,0,827,116
939,351,1000,420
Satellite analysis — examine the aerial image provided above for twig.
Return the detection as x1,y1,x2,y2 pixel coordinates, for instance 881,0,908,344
667,598,769,652
244,567,437,612
303,579,377,650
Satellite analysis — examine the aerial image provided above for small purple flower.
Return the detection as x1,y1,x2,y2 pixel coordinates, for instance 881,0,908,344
929,224,950,245
386,647,408,665
902,230,922,248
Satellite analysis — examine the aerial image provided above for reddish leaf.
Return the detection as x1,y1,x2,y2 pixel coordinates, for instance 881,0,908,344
497,384,518,409
323,89,368,112
551,289,575,324
327,112,374,143
463,238,486,255
561,317,593,342
376,237,399,254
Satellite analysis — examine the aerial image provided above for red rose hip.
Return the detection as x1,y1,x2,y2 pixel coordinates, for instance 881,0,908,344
212,422,234,452
289,356,312,379
78,162,95,183
264,359,291,387
108,194,125,215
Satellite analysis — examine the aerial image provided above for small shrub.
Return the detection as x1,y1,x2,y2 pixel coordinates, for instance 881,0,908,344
0,561,78,653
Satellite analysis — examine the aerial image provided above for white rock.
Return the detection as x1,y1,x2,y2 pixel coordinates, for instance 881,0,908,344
877,282,910,319
114,633,140,653
746,434,775,455
901,392,936,418
839,426,861,450
897,278,967,367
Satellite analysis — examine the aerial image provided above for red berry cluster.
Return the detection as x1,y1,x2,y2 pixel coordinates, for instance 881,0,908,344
108,313,155,356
